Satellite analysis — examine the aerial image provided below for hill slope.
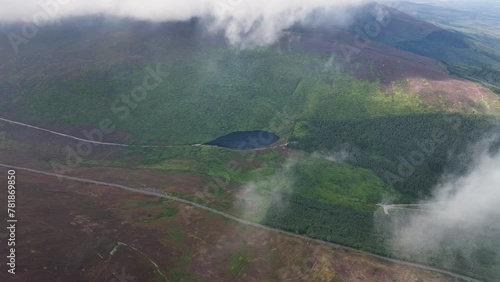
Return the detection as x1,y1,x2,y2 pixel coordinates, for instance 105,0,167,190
1,8,500,281
0,17,499,145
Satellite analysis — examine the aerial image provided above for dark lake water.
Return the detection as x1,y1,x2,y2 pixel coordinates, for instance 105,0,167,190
205,130,280,150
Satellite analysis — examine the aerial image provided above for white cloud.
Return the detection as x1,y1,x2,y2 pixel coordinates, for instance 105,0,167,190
387,135,500,267
0,0,372,46
236,157,297,222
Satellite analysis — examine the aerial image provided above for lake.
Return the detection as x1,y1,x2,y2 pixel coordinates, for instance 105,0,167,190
205,130,279,150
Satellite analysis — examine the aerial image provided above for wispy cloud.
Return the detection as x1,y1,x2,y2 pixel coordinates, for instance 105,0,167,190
0,0,372,46
387,134,500,270
236,157,298,222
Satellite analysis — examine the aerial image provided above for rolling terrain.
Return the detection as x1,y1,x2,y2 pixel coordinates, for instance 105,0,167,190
0,2,499,281
378,1,500,94
0,120,475,282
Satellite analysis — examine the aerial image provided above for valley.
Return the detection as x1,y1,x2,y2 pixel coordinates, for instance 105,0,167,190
1,1,499,281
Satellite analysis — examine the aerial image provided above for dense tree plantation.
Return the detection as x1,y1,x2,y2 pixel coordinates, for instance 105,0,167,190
290,113,500,197
262,194,388,254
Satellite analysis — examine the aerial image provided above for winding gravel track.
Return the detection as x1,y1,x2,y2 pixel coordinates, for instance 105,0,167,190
0,117,289,151
0,117,188,148
0,163,481,282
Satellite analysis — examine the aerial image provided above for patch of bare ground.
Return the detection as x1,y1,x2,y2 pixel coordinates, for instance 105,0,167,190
292,28,500,115
404,77,500,113
347,44,500,114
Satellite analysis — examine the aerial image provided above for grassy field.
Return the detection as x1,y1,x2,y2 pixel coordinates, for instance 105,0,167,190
1,17,499,281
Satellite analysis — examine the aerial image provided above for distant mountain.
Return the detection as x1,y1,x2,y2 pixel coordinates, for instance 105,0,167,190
374,1,500,93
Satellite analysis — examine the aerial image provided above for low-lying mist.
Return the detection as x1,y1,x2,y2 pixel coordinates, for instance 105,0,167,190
236,148,357,222
236,157,298,222
0,0,377,47
385,135,500,274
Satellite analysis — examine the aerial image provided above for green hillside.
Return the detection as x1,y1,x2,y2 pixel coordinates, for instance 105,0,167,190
1,15,499,281
0,47,439,144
